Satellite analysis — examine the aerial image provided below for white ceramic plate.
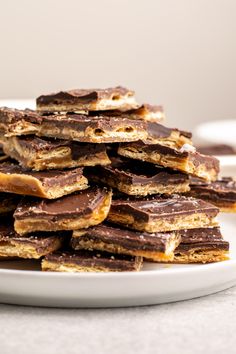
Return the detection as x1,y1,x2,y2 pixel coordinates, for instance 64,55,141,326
195,119,236,148
0,214,235,308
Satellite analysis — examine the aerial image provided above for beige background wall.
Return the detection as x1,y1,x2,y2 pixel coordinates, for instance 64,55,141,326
0,0,235,130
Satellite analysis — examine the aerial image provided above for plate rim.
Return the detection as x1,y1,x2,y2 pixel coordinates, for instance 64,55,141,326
0,258,235,278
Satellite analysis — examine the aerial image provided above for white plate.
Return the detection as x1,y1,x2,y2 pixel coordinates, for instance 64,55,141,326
0,99,35,110
195,119,236,148
0,214,235,308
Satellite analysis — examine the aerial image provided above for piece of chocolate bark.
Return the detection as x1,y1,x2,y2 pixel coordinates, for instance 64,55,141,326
118,141,219,182
0,162,88,199
107,195,219,233
0,108,148,143
14,187,112,235
36,86,139,113
0,193,20,214
71,224,181,262
1,135,110,170
86,157,190,196
172,228,229,263
146,122,192,147
42,250,142,272
0,219,65,259
187,177,236,212
197,144,236,156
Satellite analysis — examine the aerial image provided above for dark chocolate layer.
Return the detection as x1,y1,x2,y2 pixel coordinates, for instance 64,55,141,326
14,187,110,220
14,135,108,160
178,227,223,243
190,177,236,202
87,156,188,186
146,122,192,141
0,219,68,252
110,195,219,223
0,161,84,187
72,224,179,252
119,141,220,173
197,144,236,156
37,86,134,106
44,250,140,271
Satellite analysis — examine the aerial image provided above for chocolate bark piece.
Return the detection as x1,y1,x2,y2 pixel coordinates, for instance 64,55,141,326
188,177,236,212
93,104,165,123
42,250,142,272
86,157,190,196
107,195,219,233
0,107,40,136
36,86,139,113
14,187,112,235
118,141,219,182
1,135,110,170
0,193,20,214
126,104,165,123
0,219,65,259
0,162,88,199
0,108,148,143
146,122,192,147
71,224,181,262
172,228,229,263
197,144,236,156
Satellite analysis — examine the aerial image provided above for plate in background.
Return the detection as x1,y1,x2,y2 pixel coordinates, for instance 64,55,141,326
196,119,236,148
0,214,235,308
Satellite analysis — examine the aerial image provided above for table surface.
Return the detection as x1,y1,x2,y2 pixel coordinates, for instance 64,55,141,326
1,286,236,354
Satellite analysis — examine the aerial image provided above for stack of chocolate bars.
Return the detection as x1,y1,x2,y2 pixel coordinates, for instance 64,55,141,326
0,86,233,272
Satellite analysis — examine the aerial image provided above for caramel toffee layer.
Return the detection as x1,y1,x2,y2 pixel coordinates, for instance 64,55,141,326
42,250,142,272
188,177,236,211
0,193,20,214
36,86,139,112
0,108,148,143
14,187,112,235
107,195,219,232
0,220,65,259
1,135,110,170
0,161,88,199
92,104,165,123
118,141,219,181
71,224,181,261
86,157,190,196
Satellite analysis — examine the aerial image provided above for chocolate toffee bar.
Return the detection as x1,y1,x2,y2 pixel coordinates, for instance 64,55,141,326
0,108,148,143
0,220,65,259
93,104,165,123
127,104,165,123
1,135,110,170
118,141,219,182
172,228,229,263
197,144,236,156
0,162,88,199
42,250,142,272
146,122,192,147
0,193,20,214
71,224,181,262
14,187,112,235
107,195,219,233
0,107,39,135
87,157,190,196
36,86,139,113
188,177,236,212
